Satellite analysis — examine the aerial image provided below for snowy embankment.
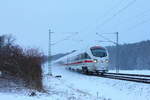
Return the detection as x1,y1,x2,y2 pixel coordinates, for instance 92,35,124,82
0,63,150,100
51,64,150,100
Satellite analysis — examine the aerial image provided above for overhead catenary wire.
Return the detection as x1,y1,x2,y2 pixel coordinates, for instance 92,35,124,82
95,1,150,44
95,0,137,31
78,0,125,33
76,0,127,46
77,0,137,46
120,7,150,31
92,0,137,45
96,33,117,44
80,0,150,46
113,8,150,32
125,17,150,31
52,0,150,49
51,32,79,46
63,0,136,46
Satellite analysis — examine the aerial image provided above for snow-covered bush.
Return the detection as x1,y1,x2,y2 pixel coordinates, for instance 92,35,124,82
0,34,45,91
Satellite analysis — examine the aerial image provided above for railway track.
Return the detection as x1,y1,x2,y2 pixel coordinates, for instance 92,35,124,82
97,73,150,84
69,68,150,84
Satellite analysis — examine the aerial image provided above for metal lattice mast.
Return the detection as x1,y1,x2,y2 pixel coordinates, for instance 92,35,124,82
116,32,119,73
48,29,53,75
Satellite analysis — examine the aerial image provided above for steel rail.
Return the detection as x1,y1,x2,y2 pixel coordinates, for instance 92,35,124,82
98,73,150,84
105,72,150,77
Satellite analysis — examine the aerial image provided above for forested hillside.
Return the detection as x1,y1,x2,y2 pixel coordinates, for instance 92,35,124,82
107,40,150,70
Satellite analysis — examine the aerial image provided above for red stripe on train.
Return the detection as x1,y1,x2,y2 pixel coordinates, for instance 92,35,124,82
83,60,94,63
63,60,94,65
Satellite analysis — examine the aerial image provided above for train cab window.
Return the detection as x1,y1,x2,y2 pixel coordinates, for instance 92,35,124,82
91,48,107,57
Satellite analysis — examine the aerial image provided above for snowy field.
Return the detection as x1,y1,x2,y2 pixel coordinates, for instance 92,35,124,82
0,64,150,100
50,65,150,100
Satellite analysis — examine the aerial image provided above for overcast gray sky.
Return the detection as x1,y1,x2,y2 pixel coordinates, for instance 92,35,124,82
0,0,150,54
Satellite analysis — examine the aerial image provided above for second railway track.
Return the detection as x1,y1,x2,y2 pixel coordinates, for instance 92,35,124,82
97,73,150,84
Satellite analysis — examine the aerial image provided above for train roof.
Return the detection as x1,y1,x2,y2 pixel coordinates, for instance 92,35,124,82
53,49,82,63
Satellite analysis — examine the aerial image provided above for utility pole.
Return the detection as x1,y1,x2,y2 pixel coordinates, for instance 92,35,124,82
115,32,119,73
48,29,54,76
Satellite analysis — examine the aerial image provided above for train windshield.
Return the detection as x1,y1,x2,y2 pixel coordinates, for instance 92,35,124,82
91,47,107,57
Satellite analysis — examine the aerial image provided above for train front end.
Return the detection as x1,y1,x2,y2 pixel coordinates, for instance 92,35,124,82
90,46,109,73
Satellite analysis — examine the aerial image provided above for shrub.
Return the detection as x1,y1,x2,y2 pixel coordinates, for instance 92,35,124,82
0,35,45,91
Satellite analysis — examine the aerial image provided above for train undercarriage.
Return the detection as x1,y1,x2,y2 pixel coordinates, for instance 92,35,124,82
67,66,108,76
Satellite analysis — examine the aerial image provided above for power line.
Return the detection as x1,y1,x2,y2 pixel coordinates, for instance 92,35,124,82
93,0,137,46
78,0,137,44
94,0,125,27
96,0,137,31
51,32,79,46
113,8,150,31
122,8,150,31
78,0,125,33
96,33,117,44
76,0,127,45
125,17,150,31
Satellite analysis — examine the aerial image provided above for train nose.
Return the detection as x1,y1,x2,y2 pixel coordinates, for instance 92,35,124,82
93,59,109,63
94,59,109,69
99,59,109,63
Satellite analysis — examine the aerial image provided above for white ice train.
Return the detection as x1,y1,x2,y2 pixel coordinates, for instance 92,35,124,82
56,46,109,74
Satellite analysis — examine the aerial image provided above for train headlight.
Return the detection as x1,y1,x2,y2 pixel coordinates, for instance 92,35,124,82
105,59,109,63
93,59,98,63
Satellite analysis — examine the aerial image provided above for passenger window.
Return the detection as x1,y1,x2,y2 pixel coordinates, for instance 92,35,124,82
74,55,80,60
83,53,91,59
74,53,91,60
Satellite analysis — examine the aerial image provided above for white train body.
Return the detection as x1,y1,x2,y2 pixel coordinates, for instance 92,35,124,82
56,46,109,74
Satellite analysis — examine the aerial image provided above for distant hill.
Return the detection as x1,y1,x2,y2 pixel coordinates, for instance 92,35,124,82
107,40,150,70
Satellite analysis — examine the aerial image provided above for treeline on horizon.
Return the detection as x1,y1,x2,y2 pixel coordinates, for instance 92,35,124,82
0,34,46,91
107,40,150,70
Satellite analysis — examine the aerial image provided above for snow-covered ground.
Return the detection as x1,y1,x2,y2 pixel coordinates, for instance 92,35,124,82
51,65,150,100
0,64,150,100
